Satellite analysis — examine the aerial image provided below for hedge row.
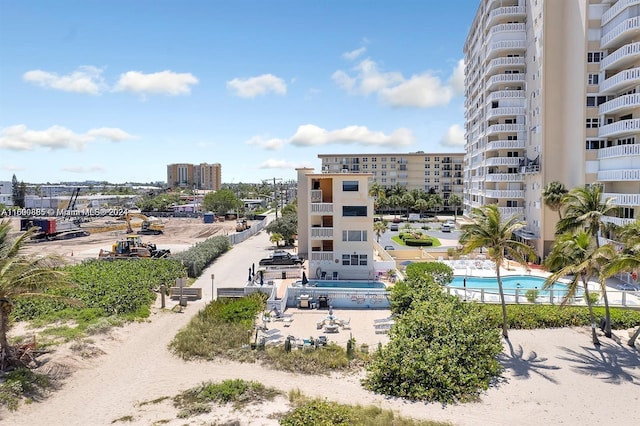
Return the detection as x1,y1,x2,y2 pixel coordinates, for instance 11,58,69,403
170,235,231,278
403,238,434,246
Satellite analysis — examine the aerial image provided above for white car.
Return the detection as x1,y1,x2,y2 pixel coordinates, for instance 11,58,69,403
441,224,452,232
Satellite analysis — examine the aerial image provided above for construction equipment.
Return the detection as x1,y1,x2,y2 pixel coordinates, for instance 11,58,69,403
236,218,250,232
124,212,165,235
20,218,90,241
98,235,170,259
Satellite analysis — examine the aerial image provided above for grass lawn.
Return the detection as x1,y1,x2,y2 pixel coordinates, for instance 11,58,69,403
392,234,442,248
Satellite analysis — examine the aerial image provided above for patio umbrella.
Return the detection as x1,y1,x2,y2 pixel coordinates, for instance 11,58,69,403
248,267,252,281
252,263,255,275
259,270,264,286
302,271,309,285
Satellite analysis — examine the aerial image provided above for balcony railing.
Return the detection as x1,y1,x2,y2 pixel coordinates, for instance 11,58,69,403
310,190,322,203
486,139,526,151
485,173,524,182
489,23,526,36
485,157,522,167
602,0,640,26
486,106,526,120
486,40,527,58
597,143,640,159
485,190,525,199
597,169,640,181
600,41,640,71
488,5,526,23
310,227,334,239
486,91,525,105
601,16,640,49
602,192,640,206
598,118,640,138
485,123,526,135
599,67,640,94
498,207,524,217
599,93,640,115
309,251,334,262
310,203,333,213
486,56,525,74
601,216,636,227
486,73,526,89
520,164,541,174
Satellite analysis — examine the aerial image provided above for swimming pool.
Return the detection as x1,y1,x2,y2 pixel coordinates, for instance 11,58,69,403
294,280,386,289
450,275,578,297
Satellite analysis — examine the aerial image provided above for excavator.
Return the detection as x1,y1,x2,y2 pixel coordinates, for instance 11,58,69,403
98,235,171,260
124,212,165,235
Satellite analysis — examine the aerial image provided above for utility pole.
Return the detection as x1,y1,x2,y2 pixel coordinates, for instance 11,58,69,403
272,177,282,219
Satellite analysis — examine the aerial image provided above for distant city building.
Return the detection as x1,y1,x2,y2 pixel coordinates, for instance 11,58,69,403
167,163,222,191
317,152,464,211
0,181,12,206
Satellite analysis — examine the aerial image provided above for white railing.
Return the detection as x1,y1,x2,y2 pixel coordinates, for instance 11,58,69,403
486,40,527,55
598,118,640,137
310,227,333,238
600,41,640,70
601,216,636,226
597,169,640,181
601,16,640,49
602,192,640,206
485,157,522,167
520,164,541,174
487,56,525,73
485,190,525,199
310,203,333,213
599,67,640,93
486,139,526,151
485,173,524,182
489,5,526,22
485,123,526,134
599,93,640,115
309,251,334,262
486,90,525,103
490,23,526,35
486,107,526,120
498,207,524,216
486,73,526,88
602,0,640,26
597,143,640,159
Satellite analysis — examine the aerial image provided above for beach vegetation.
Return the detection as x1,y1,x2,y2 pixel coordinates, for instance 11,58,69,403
0,367,50,411
170,235,230,278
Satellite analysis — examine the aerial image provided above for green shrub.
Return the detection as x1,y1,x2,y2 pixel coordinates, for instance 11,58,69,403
171,235,230,277
588,291,600,305
525,289,539,303
404,238,433,246
0,368,50,411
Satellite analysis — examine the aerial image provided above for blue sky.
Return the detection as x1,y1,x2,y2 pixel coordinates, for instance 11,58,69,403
0,0,477,185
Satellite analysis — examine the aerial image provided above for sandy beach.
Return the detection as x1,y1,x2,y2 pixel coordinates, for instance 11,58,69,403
1,225,639,425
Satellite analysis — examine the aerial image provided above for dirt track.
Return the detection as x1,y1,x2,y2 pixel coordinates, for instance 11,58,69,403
7,217,241,261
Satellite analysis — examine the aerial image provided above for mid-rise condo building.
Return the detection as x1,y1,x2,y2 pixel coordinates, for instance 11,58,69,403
167,163,222,191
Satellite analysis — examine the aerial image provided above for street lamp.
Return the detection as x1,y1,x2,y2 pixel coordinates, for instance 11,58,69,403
211,273,215,302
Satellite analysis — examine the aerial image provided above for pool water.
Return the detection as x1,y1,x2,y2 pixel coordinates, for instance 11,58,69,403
451,275,577,296
296,280,386,289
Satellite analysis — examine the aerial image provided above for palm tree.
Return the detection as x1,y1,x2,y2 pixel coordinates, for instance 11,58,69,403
369,182,386,219
414,199,429,218
601,220,640,346
428,193,443,215
544,231,606,346
459,205,536,339
542,181,568,220
373,221,387,242
0,220,68,369
401,193,414,218
387,195,402,219
556,184,617,336
449,194,462,222
269,232,284,248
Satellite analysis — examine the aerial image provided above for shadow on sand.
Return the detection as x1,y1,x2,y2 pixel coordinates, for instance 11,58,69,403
558,338,640,385
498,339,561,384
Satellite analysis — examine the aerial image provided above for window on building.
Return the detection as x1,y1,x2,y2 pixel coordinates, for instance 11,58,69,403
425,171,430,176
342,254,368,266
585,140,606,150
588,74,599,85
342,230,368,241
619,207,635,219
586,96,607,107
342,181,359,191
587,52,603,63
381,157,387,162
343,206,367,216
586,118,600,128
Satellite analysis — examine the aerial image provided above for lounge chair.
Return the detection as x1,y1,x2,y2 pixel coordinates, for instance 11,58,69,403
320,271,327,280
332,271,339,280
340,318,351,330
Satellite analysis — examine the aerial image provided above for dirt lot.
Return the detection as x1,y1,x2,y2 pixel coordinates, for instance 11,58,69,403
7,216,241,262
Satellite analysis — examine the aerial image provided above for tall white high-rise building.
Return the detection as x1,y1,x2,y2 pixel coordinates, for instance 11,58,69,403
464,0,640,257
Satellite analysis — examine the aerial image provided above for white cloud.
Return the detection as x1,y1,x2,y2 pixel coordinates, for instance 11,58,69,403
227,74,287,98
0,124,136,151
22,66,106,95
62,165,105,173
245,135,287,150
258,159,305,169
0,164,24,172
342,47,366,60
289,124,414,148
440,124,465,147
333,57,464,108
114,70,199,95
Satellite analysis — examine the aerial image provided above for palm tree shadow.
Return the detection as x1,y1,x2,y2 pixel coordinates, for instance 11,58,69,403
498,339,561,383
558,341,640,385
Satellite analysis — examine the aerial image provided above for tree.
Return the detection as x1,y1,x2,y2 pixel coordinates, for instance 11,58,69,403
11,175,25,208
373,221,387,242
202,189,240,216
400,193,414,217
459,205,535,339
368,182,386,218
544,231,606,346
387,195,402,218
413,198,429,218
428,193,443,214
0,220,69,369
269,232,284,248
449,194,462,221
556,184,616,336
265,215,298,246
542,181,568,220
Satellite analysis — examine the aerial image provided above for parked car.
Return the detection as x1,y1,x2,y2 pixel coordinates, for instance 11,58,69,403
384,245,395,250
441,224,452,233
259,250,304,266
390,223,399,231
